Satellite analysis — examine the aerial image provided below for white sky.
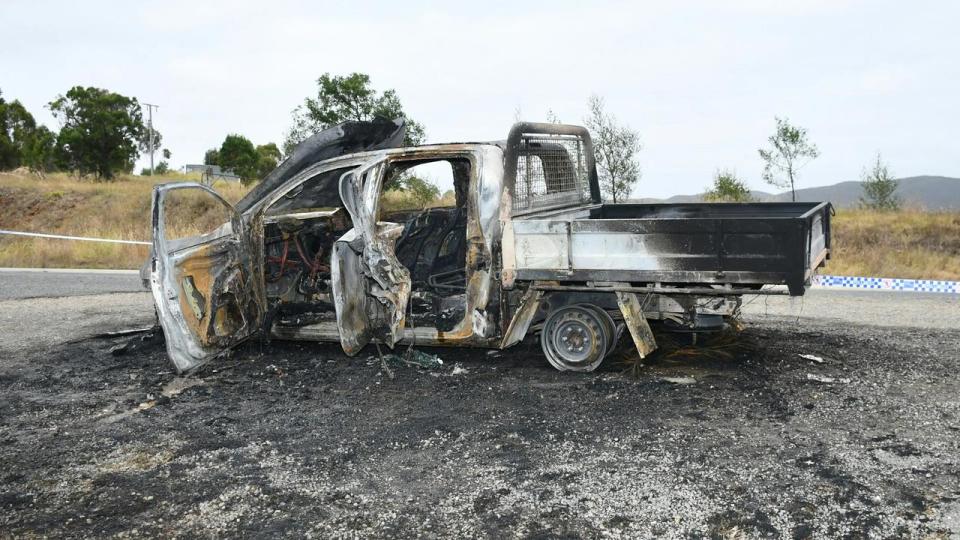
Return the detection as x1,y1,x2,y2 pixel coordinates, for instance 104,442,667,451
2,0,957,198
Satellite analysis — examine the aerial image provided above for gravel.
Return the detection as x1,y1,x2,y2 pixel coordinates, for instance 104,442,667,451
1,299,959,537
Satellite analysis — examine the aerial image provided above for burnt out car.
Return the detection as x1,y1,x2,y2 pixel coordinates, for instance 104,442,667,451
148,120,831,373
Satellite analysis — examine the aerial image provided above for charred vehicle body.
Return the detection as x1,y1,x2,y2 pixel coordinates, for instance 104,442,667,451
148,120,831,373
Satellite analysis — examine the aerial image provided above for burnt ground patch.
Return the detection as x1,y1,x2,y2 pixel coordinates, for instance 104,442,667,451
1,319,959,538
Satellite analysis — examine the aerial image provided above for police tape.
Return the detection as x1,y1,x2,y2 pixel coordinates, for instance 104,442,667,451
812,274,960,294
0,229,151,246
2,229,956,294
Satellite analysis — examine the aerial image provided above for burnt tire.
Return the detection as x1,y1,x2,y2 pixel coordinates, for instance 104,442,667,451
541,305,610,372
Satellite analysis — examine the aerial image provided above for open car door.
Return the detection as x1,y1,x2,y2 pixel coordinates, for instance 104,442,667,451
150,183,264,373
330,159,412,355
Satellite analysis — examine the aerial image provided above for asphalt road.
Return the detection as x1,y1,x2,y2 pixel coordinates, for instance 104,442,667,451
0,266,955,330
0,268,145,300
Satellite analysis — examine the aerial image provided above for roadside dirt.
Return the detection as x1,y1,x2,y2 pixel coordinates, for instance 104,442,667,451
1,319,959,538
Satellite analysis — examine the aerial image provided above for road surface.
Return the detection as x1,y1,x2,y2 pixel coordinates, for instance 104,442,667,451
0,268,144,300
0,268,955,347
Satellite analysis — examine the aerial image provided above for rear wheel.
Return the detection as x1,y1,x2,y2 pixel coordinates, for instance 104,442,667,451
575,303,618,358
541,305,610,372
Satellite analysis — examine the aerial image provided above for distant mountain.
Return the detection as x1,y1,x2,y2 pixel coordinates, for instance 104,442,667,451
638,176,960,210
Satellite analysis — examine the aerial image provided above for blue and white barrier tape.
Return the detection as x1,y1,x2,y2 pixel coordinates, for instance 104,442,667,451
3,230,956,294
0,229,151,245
812,274,960,294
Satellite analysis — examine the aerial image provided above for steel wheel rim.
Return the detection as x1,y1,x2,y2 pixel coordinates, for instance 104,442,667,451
553,319,593,362
541,306,607,372
575,303,618,358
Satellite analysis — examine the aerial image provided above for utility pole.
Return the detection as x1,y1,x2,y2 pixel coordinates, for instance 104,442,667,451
143,103,159,175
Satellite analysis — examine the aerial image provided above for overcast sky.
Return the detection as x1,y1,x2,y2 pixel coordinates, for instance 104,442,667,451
2,0,957,198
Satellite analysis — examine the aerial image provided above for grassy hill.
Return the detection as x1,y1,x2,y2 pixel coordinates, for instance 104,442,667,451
656,176,960,210
765,176,960,209
0,171,249,269
829,209,960,280
1,171,958,281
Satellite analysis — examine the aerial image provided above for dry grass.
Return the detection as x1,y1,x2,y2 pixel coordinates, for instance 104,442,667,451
3,172,959,279
380,189,456,211
827,208,960,281
619,327,755,378
0,171,250,269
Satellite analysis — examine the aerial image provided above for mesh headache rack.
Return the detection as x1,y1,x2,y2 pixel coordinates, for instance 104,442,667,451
504,123,600,215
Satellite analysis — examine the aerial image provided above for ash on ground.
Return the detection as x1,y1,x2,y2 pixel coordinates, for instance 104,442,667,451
1,319,958,538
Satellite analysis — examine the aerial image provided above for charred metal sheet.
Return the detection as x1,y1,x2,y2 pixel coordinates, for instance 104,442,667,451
530,283,786,296
445,147,498,344
236,118,405,213
331,160,411,355
499,288,543,349
330,230,370,354
465,269,493,338
500,219,517,289
508,201,831,296
475,146,504,259
515,269,795,288
150,182,264,373
510,220,571,271
615,291,657,359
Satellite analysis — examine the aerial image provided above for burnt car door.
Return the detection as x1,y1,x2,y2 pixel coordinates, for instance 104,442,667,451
330,159,412,355
150,183,264,373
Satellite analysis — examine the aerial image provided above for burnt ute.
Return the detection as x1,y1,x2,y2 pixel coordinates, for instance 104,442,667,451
148,121,831,373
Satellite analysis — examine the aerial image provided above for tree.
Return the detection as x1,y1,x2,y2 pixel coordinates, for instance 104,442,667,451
704,169,752,202
138,141,167,176
284,72,425,154
143,148,173,176
859,154,900,210
143,162,170,175
21,125,57,176
758,117,819,202
255,142,282,178
584,95,642,203
204,148,220,166
394,174,440,207
0,90,15,169
48,86,150,179
140,128,162,169
0,90,54,172
217,134,259,184
5,100,36,168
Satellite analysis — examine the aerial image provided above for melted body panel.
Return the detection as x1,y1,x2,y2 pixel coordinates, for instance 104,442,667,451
150,183,264,373
333,161,412,354
615,290,657,358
